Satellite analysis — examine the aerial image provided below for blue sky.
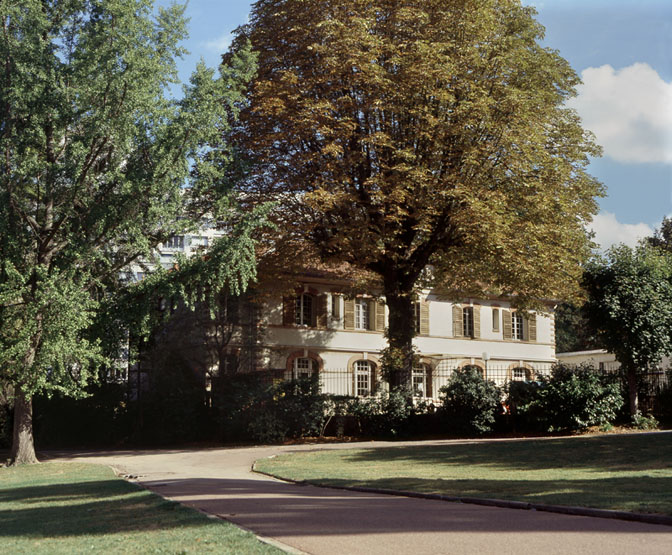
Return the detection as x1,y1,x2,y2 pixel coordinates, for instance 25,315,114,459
159,0,671,250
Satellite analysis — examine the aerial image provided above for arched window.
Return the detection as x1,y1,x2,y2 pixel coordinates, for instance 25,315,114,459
295,293,313,326
294,357,316,379
354,360,375,396
509,366,533,382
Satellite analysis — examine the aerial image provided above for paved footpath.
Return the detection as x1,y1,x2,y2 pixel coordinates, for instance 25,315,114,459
48,439,672,555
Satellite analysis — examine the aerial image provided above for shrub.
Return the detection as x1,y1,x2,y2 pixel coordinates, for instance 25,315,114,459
632,411,659,430
214,373,329,444
507,363,622,433
653,370,672,426
439,367,501,435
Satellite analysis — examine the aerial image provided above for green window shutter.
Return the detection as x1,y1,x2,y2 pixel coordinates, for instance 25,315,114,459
344,298,355,330
452,305,463,337
473,305,481,339
375,301,386,332
419,300,430,336
527,313,537,342
503,310,512,340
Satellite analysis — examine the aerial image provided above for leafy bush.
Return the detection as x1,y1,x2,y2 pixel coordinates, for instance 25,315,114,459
345,387,416,438
632,411,659,430
439,367,501,435
653,370,672,426
507,364,622,433
214,373,329,444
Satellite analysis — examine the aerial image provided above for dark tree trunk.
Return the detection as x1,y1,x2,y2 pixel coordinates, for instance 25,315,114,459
626,366,639,417
382,271,416,389
10,386,38,465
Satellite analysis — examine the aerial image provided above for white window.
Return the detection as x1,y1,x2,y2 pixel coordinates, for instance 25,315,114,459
164,235,184,249
462,307,474,338
492,308,500,332
294,357,314,379
295,294,313,326
512,313,524,340
355,360,373,396
355,298,369,330
412,365,429,397
512,367,527,381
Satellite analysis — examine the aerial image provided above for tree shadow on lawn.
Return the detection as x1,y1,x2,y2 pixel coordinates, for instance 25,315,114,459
309,475,672,516
0,480,206,538
338,433,672,473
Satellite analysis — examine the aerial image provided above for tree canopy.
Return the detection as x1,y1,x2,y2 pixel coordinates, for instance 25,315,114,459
583,244,672,415
229,0,602,379
0,0,260,464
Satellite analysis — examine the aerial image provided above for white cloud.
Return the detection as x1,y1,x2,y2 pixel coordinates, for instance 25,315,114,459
203,32,233,53
567,63,672,164
588,211,653,250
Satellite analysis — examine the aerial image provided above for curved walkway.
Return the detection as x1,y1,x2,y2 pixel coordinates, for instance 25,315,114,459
48,439,672,555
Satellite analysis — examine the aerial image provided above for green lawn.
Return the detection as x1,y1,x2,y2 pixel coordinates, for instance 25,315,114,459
255,432,672,516
0,462,280,554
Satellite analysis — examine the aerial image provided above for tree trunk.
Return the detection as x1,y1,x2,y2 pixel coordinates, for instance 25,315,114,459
10,386,39,465
626,366,639,417
382,287,415,389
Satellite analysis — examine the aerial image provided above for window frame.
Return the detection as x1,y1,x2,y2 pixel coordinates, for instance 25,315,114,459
512,312,524,340
293,357,315,379
354,360,373,396
355,298,369,330
412,364,430,398
492,308,500,332
295,293,313,326
462,306,474,338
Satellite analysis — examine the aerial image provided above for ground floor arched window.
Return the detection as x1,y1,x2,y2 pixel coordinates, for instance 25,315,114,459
354,360,375,396
293,357,316,379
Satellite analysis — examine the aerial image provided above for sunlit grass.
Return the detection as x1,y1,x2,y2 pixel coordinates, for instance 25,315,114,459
0,463,280,554
255,433,672,515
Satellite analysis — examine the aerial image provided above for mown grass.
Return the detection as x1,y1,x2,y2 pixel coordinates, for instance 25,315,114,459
256,432,672,516
0,462,280,554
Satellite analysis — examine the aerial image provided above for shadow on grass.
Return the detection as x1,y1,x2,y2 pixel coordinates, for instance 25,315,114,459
0,479,207,538
308,475,672,516
338,433,672,473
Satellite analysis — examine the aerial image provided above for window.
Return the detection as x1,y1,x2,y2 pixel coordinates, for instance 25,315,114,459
512,312,524,340
295,294,313,326
412,365,430,397
355,360,373,396
164,235,184,249
462,307,474,338
512,367,527,381
492,308,500,332
294,357,315,379
355,298,369,330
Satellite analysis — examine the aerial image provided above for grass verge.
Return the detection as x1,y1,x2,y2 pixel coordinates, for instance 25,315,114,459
255,432,672,516
0,462,280,554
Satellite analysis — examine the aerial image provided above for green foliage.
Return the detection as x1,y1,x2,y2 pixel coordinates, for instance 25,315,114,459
214,374,329,444
507,364,622,432
439,367,501,435
345,387,416,438
631,411,659,431
0,0,261,460
583,244,672,414
554,302,598,353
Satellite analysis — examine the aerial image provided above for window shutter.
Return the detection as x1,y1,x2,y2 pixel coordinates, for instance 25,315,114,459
473,305,481,339
419,300,430,336
527,313,537,342
344,298,355,330
452,305,463,337
375,301,386,332
426,367,433,398
316,294,328,328
367,299,376,330
282,296,294,326
503,310,512,340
